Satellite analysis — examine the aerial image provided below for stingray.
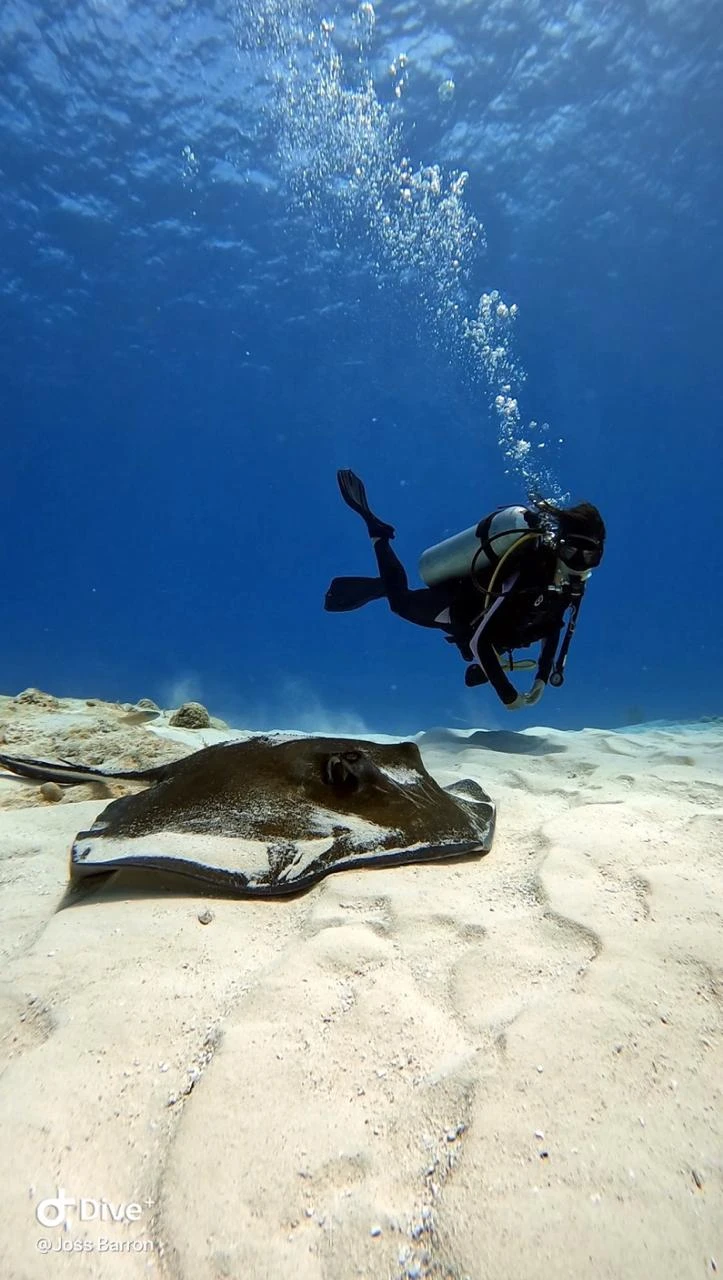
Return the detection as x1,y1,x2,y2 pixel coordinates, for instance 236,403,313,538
0,736,495,896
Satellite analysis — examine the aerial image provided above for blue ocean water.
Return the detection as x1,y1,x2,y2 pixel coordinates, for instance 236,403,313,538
2,0,721,735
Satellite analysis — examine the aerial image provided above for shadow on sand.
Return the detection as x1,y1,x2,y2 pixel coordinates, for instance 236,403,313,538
418,727,567,756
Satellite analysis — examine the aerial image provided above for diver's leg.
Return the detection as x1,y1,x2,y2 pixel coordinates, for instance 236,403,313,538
372,537,447,627
332,471,446,627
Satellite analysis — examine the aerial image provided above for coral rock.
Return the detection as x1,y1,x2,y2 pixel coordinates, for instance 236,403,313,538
15,688,59,708
169,702,211,729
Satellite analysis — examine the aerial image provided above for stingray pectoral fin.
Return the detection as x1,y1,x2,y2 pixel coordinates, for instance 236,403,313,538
72,831,104,872
441,780,495,849
70,831,489,896
70,828,259,891
274,837,490,895
443,777,493,803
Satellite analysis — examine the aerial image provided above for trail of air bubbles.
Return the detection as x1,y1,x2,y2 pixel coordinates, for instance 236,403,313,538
236,0,564,500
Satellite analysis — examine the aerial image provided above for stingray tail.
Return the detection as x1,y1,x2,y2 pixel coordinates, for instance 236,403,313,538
0,752,166,786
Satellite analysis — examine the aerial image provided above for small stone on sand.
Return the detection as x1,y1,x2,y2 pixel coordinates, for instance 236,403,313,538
39,782,63,803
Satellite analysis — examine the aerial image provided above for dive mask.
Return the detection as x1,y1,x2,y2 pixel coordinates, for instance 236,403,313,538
557,533,603,573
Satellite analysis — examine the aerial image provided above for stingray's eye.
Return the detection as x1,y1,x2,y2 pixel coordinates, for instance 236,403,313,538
343,750,361,763
323,754,361,792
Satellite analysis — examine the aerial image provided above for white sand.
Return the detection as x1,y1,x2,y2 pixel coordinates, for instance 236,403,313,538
0,690,721,1279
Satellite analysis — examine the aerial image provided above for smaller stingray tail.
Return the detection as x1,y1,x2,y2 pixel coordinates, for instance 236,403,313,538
324,576,387,613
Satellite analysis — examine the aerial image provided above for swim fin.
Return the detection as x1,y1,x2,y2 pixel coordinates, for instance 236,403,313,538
464,664,489,688
324,576,387,612
337,469,395,540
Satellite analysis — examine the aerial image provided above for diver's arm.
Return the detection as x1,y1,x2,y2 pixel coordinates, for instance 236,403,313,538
536,627,562,685
517,621,565,707
471,569,559,710
474,633,525,708
469,574,525,709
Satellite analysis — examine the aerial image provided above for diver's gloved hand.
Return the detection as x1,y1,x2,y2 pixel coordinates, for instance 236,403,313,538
504,679,545,711
524,678,545,707
504,693,527,711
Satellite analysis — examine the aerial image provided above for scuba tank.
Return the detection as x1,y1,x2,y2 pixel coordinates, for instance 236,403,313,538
419,506,537,586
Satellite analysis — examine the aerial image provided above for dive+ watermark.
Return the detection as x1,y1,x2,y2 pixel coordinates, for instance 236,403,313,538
34,1188,155,1254
36,1188,143,1229
36,1238,154,1255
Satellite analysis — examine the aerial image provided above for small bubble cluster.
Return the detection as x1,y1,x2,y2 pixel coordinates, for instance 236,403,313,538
464,292,561,498
180,144,200,184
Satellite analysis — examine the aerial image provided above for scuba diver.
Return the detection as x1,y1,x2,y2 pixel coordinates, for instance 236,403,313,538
324,470,605,711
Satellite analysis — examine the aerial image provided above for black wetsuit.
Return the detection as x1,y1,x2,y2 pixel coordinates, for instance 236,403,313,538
371,536,571,707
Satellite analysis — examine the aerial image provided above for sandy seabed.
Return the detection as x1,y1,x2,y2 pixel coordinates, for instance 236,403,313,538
0,689,721,1280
